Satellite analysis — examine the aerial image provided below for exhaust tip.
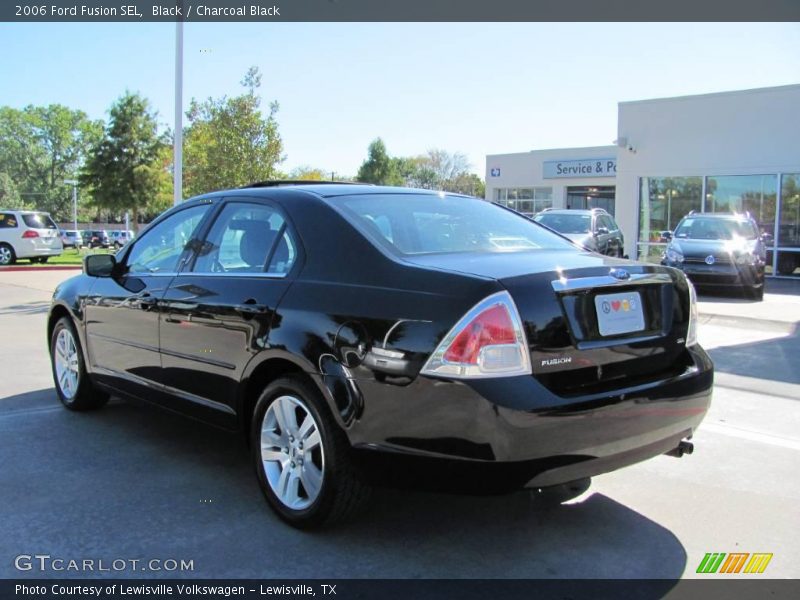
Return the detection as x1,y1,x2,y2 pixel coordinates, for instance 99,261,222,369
665,440,694,458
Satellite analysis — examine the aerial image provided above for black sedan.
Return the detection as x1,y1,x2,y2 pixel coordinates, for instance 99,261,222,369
48,183,713,528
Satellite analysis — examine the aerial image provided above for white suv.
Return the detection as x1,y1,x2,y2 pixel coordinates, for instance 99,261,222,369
0,210,63,265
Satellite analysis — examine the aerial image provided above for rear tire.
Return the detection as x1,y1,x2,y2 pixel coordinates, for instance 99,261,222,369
530,477,591,507
50,317,109,411
251,376,371,528
747,284,764,301
0,243,16,265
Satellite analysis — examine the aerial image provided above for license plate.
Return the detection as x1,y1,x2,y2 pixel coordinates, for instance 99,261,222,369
594,291,645,336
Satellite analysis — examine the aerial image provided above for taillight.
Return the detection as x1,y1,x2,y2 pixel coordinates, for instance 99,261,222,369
685,278,699,347
421,291,531,379
22,230,39,238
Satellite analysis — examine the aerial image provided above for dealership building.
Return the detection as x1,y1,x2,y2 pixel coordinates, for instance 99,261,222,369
485,84,800,277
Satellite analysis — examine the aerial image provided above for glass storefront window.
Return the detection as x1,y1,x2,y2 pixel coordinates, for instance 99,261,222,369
706,175,777,227
776,174,800,276
639,177,702,242
492,187,553,216
636,243,667,265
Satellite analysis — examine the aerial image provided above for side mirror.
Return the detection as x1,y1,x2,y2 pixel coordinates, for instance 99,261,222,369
84,253,116,277
661,230,673,241
761,232,774,245
596,226,609,236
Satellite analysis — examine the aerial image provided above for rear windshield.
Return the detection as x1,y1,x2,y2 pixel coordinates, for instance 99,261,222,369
22,213,57,229
330,193,575,256
675,217,758,240
534,212,592,234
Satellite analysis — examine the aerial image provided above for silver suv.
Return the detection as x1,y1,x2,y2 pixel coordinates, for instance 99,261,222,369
0,210,63,265
109,229,135,249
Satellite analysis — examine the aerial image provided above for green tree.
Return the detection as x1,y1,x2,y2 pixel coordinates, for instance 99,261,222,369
80,92,166,229
0,105,102,219
0,172,27,208
288,166,329,181
356,138,400,185
184,67,284,196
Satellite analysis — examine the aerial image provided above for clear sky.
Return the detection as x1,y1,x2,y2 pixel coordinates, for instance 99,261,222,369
1,22,799,177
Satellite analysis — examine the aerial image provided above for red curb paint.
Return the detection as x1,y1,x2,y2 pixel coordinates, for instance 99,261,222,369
0,266,81,272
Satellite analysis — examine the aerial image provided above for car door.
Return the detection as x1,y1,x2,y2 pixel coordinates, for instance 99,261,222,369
83,203,213,398
159,199,299,426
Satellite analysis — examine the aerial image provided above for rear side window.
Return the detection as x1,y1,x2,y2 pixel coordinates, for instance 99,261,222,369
333,194,575,256
0,213,18,228
22,213,57,229
535,212,592,234
193,202,296,275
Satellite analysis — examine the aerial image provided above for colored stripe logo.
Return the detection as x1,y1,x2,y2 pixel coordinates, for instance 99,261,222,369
696,553,773,574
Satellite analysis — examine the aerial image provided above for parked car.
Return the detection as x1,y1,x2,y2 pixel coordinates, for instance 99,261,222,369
109,229,135,249
60,229,82,249
80,229,111,248
48,183,712,528
661,212,767,300
533,208,625,257
0,209,63,265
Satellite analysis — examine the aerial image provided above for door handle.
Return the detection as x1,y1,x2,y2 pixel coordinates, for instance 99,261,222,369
235,299,267,315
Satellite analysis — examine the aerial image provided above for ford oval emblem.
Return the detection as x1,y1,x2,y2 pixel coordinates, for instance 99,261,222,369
610,268,630,280
705,255,716,265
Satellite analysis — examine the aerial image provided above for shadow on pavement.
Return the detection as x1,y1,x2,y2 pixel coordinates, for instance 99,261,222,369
0,390,686,583
0,300,51,316
706,321,800,385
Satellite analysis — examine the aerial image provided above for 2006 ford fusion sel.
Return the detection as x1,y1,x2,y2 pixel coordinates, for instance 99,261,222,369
48,182,712,527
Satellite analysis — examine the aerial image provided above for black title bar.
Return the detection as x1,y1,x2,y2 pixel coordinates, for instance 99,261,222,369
3,0,800,22
4,579,800,600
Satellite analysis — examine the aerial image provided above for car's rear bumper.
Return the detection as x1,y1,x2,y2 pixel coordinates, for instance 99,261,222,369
669,262,763,287
341,345,712,491
15,239,63,258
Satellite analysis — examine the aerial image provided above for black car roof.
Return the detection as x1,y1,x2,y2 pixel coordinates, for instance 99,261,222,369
226,183,470,200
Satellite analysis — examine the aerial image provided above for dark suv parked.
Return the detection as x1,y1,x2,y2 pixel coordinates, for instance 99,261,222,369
533,208,625,257
81,229,110,248
661,212,767,300
48,183,711,528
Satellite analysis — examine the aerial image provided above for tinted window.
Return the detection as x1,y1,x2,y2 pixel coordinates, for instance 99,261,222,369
674,218,758,241
127,204,210,274
598,215,615,231
535,213,592,234
193,202,295,274
22,213,57,229
333,194,574,256
0,213,18,228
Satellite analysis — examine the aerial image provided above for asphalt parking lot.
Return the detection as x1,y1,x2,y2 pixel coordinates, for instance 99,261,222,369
0,269,798,580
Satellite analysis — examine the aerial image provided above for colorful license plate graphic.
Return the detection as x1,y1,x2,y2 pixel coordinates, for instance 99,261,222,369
594,291,645,336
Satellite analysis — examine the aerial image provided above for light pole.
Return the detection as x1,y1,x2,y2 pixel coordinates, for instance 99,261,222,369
174,19,184,206
63,179,78,230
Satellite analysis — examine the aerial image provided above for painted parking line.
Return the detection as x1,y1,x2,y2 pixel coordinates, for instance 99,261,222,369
700,422,800,452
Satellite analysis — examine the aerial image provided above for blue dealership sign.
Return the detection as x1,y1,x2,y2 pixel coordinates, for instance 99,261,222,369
543,158,616,179
490,167,501,177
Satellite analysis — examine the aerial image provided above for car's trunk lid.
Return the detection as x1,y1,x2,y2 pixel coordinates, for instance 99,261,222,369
404,250,694,398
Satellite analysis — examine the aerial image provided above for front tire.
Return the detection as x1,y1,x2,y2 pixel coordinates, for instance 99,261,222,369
50,317,109,411
251,376,370,528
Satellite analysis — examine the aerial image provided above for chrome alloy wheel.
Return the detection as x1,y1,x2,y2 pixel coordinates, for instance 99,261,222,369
0,246,12,265
260,395,325,510
54,328,80,400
